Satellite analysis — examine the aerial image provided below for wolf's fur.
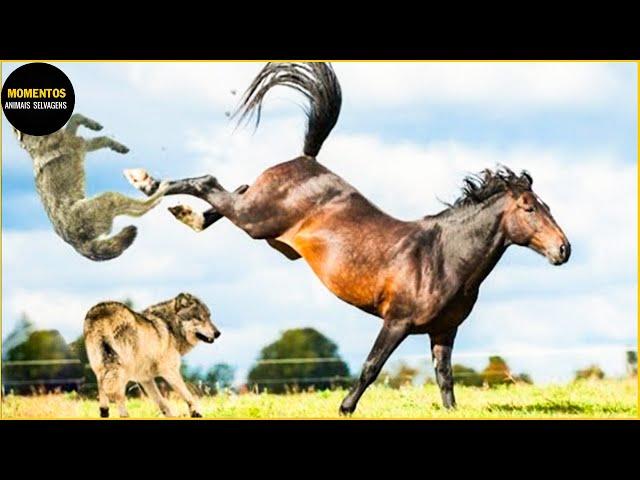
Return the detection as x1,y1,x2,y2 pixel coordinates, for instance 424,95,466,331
13,114,168,261
84,293,220,418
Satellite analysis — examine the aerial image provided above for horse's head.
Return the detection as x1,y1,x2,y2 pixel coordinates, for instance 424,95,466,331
501,172,571,265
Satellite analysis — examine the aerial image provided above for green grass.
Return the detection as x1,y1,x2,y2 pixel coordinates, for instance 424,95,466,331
2,378,637,419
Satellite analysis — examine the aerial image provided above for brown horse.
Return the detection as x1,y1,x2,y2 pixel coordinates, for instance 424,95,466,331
126,63,571,414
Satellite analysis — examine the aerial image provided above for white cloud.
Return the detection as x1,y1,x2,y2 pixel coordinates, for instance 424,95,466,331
335,62,630,111
125,63,264,110
121,62,633,113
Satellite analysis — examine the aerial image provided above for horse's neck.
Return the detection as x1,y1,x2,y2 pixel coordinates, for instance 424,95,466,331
439,196,508,291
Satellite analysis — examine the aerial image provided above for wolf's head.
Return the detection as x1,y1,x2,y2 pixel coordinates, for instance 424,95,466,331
173,293,220,345
12,126,40,149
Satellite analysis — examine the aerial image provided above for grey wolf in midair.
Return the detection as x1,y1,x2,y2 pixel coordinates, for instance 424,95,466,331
84,293,220,418
13,113,168,261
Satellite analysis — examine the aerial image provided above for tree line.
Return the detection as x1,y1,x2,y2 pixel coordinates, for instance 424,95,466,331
3,311,637,396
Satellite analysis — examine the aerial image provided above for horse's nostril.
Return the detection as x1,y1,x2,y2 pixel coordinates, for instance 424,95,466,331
560,242,571,261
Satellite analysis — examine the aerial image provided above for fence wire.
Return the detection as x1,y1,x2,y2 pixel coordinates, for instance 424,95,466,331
2,344,635,391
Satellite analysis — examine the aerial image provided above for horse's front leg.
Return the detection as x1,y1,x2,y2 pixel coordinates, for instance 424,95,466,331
339,320,411,416
430,329,457,409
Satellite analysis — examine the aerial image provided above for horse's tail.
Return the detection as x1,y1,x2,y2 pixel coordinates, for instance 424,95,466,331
233,62,342,158
77,225,138,261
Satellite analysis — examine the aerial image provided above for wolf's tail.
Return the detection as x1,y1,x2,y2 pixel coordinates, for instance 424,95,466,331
84,303,127,370
234,62,342,158
78,225,137,261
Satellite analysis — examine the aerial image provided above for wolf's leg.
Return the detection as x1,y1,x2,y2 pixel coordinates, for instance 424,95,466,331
75,188,167,237
97,380,110,418
115,391,129,418
85,136,129,154
101,369,129,418
66,113,103,134
163,370,202,418
140,380,175,417
92,191,166,217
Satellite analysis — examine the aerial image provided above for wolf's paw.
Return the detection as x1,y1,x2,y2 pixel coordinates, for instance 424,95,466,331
88,121,103,131
168,205,205,232
111,141,129,154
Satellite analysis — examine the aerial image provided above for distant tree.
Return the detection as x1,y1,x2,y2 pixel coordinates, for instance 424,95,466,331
626,351,637,377
205,364,235,391
575,364,605,381
378,362,419,389
6,330,75,361
482,356,512,386
177,363,235,395
69,334,97,394
452,364,484,387
180,364,203,384
2,313,36,360
4,330,83,393
248,328,350,393
514,372,533,384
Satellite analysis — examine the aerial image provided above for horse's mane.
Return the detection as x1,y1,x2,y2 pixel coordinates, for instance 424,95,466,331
430,167,533,218
452,166,533,208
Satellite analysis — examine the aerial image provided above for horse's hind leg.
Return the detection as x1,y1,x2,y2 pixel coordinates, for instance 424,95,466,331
339,320,411,416
66,114,103,134
124,168,248,232
430,329,457,409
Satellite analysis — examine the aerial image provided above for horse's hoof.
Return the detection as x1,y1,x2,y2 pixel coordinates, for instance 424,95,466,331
169,205,205,232
124,168,160,195
339,404,355,417
124,168,150,187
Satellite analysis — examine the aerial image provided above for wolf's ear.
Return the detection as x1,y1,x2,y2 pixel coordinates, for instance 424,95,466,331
175,293,192,310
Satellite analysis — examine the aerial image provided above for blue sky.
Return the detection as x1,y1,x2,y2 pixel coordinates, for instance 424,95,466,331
2,62,637,384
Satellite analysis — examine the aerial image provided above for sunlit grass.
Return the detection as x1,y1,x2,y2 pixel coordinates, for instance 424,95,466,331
2,378,636,419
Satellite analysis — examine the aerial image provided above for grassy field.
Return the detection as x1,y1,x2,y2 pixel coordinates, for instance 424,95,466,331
2,379,637,419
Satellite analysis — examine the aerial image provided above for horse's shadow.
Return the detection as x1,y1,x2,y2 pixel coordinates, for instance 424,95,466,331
486,402,589,414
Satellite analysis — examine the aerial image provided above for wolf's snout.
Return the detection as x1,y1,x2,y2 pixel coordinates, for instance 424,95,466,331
214,330,221,339
196,332,215,343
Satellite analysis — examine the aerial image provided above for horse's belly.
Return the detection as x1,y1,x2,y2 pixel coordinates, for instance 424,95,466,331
286,233,380,311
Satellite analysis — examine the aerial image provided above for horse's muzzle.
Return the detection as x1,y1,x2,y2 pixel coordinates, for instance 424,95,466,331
551,241,571,265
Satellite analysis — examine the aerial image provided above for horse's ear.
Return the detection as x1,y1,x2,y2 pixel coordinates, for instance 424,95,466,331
521,171,533,188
